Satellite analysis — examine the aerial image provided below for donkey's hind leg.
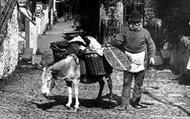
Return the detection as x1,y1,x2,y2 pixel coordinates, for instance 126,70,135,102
106,75,113,100
106,74,116,103
96,79,105,100
66,81,72,109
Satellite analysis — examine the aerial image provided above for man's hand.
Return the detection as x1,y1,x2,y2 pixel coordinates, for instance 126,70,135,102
149,57,155,65
105,43,112,47
79,45,86,50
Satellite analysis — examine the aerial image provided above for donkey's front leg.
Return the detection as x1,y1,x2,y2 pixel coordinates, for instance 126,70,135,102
73,79,80,112
66,86,72,109
65,81,73,109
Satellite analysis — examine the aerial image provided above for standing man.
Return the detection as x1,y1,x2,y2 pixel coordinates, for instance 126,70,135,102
109,9,156,111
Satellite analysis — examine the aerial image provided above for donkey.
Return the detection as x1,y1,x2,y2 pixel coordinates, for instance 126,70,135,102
41,53,113,112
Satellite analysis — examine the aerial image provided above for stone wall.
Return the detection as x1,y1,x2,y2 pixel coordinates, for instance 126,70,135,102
0,6,20,78
100,1,123,44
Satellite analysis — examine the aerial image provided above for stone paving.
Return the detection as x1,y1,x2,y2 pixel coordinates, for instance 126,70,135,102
0,19,189,119
31,19,190,118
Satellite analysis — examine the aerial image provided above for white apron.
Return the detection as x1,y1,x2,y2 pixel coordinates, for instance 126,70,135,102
125,50,146,73
186,56,190,70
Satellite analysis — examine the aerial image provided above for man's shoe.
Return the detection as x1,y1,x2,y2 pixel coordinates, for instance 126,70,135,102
133,103,148,109
115,105,135,112
115,106,127,111
132,97,148,109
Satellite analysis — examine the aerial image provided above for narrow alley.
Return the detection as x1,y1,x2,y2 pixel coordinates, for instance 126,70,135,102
0,18,189,119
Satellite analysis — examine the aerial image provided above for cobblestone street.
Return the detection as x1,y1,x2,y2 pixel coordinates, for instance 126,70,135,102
0,19,189,119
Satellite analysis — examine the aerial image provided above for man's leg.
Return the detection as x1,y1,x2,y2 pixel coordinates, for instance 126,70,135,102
116,71,133,110
132,70,147,109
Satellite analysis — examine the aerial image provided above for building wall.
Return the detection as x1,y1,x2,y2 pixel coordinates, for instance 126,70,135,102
100,1,123,44
0,6,20,78
0,2,54,78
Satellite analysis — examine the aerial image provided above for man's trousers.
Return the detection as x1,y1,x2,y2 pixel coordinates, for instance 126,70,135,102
121,70,145,107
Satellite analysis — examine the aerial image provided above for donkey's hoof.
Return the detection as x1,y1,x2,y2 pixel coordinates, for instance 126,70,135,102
65,105,71,110
111,99,117,104
109,97,117,104
73,108,78,112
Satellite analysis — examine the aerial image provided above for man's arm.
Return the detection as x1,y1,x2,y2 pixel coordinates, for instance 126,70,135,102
145,31,156,64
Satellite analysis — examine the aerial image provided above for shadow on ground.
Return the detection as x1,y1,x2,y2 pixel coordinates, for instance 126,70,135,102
32,94,120,111
143,90,190,116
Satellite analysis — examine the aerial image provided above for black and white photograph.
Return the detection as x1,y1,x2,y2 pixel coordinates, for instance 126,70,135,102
0,0,190,118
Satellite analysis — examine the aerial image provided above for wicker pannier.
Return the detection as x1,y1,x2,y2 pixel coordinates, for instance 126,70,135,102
84,53,107,75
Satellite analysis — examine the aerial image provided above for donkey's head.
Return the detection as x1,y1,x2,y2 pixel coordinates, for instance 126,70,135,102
41,67,55,97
